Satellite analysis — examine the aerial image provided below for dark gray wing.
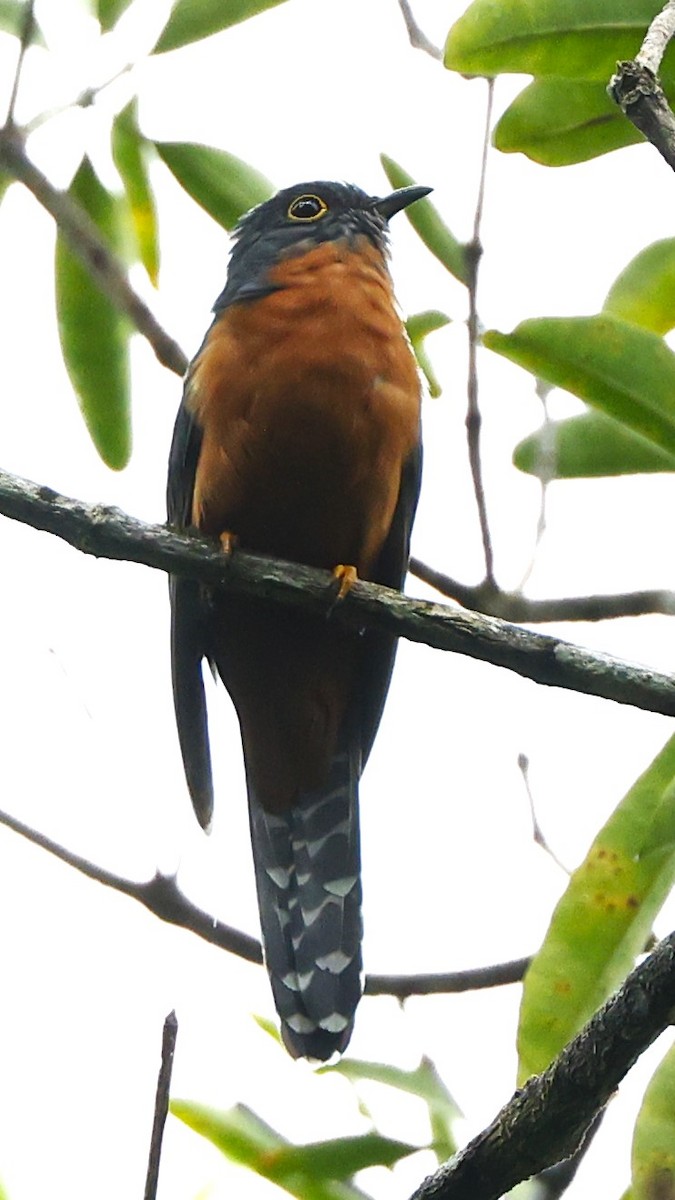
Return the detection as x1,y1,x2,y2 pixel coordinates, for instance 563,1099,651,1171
356,440,423,768
167,396,214,829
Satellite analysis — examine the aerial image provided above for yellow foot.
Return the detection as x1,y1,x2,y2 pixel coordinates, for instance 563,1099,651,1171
331,563,358,601
219,531,238,556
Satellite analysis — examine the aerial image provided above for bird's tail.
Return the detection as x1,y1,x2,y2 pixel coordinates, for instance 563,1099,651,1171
247,746,363,1060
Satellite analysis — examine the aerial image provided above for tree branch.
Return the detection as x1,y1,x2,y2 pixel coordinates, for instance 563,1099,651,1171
465,79,495,585
0,127,187,377
411,557,675,622
609,0,675,171
365,957,530,998
144,1011,178,1200
0,801,529,997
410,930,675,1200
4,0,35,128
1,466,675,716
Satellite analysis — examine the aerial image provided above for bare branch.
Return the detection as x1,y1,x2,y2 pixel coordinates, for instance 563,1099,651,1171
365,957,530,998
397,0,443,59
1,466,675,716
410,930,675,1200
410,557,675,622
0,801,263,963
466,79,495,584
0,801,529,997
0,127,187,377
144,1011,178,1200
3,0,36,128
609,1,675,171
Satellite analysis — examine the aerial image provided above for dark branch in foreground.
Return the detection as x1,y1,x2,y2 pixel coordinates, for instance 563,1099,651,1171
1,467,675,717
410,931,675,1200
0,801,529,997
411,557,675,622
144,1011,178,1200
609,0,675,171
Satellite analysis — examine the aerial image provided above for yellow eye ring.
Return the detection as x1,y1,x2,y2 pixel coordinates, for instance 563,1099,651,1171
287,194,328,222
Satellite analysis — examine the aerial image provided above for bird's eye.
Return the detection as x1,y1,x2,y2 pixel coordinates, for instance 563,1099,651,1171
287,194,328,222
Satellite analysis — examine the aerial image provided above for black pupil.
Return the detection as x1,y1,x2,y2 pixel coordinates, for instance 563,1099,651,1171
292,196,322,219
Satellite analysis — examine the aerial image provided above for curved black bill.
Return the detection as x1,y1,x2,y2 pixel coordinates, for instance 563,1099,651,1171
373,184,433,221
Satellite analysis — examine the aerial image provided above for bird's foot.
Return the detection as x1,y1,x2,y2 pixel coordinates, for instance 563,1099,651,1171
330,564,358,602
326,561,357,619
219,530,239,556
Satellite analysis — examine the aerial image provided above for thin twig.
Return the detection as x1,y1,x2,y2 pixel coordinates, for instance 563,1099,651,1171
0,128,187,377
26,65,134,135
518,753,569,876
517,381,554,592
410,930,675,1200
1,468,675,715
410,557,675,622
144,1011,178,1200
466,79,495,584
365,957,530,997
3,0,35,129
0,801,262,962
0,800,530,996
397,0,443,59
609,0,675,171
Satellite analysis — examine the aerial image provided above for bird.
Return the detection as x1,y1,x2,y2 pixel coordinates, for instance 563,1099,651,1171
167,179,429,1059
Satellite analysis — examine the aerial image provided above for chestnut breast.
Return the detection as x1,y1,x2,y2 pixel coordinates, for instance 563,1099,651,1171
186,236,421,578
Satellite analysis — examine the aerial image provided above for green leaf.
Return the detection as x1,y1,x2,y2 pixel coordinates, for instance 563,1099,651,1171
604,239,675,334
112,100,159,285
406,311,451,398
153,0,289,53
444,0,665,82
0,0,45,42
96,0,133,29
172,1100,283,1164
380,154,470,286
55,158,132,469
484,314,675,458
171,1101,367,1200
493,79,644,166
632,1044,675,1200
154,141,272,230
514,410,675,478
252,1012,282,1043
517,734,675,1083
272,1134,418,1179
323,1054,460,1164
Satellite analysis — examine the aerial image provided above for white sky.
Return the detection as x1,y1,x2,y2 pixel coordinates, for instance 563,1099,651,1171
0,1,674,1198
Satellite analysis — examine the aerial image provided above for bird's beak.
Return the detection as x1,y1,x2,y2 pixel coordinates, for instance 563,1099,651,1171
373,184,433,220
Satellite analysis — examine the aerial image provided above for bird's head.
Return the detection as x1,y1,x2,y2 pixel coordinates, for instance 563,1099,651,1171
214,179,432,310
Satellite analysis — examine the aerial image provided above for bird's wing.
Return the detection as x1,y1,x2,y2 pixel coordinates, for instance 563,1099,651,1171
167,391,214,830
356,440,423,768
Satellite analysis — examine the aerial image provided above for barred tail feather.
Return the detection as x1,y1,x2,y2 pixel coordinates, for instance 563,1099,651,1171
248,747,363,1060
